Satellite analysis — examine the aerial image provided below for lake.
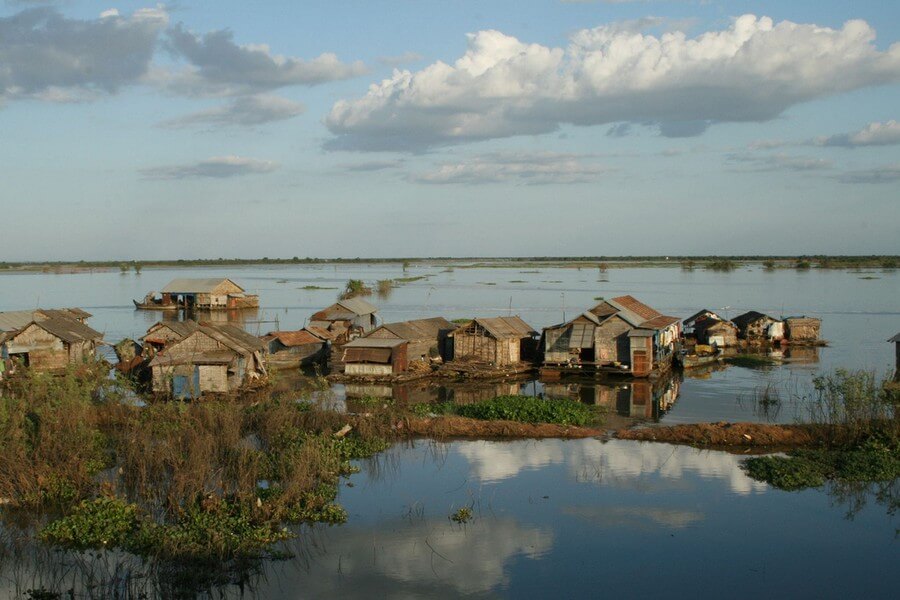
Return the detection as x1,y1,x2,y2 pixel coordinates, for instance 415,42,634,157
0,263,898,598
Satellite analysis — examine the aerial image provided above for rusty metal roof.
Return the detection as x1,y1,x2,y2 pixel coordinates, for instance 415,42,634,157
343,347,393,364
344,337,406,348
609,295,662,320
376,317,454,341
639,315,681,329
306,326,337,340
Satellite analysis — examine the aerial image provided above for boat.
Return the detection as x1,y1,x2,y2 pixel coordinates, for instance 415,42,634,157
133,293,179,311
677,348,723,369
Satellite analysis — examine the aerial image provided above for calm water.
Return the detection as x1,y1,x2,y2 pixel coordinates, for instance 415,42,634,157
1,264,898,598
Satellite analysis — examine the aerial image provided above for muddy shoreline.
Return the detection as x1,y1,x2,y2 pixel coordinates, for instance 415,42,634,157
614,422,837,449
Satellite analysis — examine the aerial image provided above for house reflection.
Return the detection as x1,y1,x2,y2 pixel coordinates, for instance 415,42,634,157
543,374,680,420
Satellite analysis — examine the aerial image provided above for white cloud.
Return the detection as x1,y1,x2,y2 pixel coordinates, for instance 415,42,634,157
326,15,900,151
159,94,305,128
819,120,900,147
838,163,900,184
140,155,279,179
0,6,168,102
410,152,610,185
165,24,367,96
727,152,833,172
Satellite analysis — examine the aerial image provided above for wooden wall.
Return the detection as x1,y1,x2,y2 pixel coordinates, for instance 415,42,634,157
595,316,631,364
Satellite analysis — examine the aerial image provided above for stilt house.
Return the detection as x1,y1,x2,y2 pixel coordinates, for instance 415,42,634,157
153,278,259,310
448,316,538,366
784,317,821,343
262,328,334,369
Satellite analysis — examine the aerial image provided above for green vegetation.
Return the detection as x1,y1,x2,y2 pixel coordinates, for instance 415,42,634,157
795,259,812,270
704,259,737,272
408,395,602,427
763,259,777,271
376,279,394,298
300,285,338,290
680,260,695,271
394,275,426,283
450,507,473,523
340,279,372,299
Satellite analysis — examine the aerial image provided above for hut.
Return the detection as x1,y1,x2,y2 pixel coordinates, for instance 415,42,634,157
148,322,267,398
732,311,784,342
448,316,538,366
309,298,379,340
0,309,102,372
137,278,258,311
693,318,739,347
141,320,201,351
364,317,455,362
542,295,680,377
682,309,722,337
785,317,822,344
341,338,408,376
262,328,333,369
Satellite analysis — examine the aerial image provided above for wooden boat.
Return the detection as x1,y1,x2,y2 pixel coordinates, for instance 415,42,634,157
677,349,723,369
133,293,178,311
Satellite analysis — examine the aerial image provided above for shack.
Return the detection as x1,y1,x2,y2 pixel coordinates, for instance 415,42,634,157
0,309,102,372
262,328,333,369
693,318,739,347
448,316,538,366
141,320,201,351
309,298,379,340
542,295,680,377
364,317,455,362
682,309,722,337
341,338,408,376
148,322,267,398
784,316,822,344
732,311,784,342
136,278,258,311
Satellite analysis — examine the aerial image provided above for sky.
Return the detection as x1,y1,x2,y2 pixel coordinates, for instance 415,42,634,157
1,0,899,260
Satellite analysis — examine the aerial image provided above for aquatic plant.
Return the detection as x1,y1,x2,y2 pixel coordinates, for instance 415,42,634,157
454,395,599,427
450,507,473,524
340,279,372,299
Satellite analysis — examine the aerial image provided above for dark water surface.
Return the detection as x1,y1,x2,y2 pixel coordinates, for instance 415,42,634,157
1,264,898,598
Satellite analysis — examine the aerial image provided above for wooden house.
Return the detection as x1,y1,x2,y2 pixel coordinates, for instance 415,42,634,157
141,320,201,351
148,322,267,398
341,338,408,376
364,317,455,362
137,278,258,311
732,311,784,342
448,316,538,366
542,295,680,377
693,318,739,347
682,309,722,337
262,328,333,369
309,298,379,340
785,317,821,343
0,309,102,373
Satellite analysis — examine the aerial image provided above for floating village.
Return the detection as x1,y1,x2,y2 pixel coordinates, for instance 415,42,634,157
0,276,865,409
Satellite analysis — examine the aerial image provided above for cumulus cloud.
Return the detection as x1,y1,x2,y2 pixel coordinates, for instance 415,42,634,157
159,94,305,128
409,152,610,185
164,24,367,96
325,15,900,151
838,164,900,184
818,120,900,147
727,152,833,172
140,156,279,179
0,6,168,102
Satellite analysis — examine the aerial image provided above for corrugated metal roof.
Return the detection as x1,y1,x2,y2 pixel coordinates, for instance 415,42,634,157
344,337,406,348
378,317,454,341
31,317,103,344
201,322,266,353
640,315,681,329
0,310,37,332
601,305,644,328
683,309,720,325
149,350,234,367
306,326,337,340
161,278,243,294
336,297,378,315
732,311,776,327
343,347,393,364
453,316,537,339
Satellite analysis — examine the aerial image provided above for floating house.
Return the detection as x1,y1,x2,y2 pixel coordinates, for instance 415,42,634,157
542,295,680,377
141,320,201,351
0,309,102,372
682,309,722,336
448,316,538,366
784,317,822,343
309,298,379,340
693,318,739,347
148,322,267,398
341,338,408,376
364,317,455,362
135,278,258,311
262,328,334,369
732,311,784,342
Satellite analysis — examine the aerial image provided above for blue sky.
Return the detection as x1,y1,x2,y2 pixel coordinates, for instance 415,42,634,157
2,0,899,260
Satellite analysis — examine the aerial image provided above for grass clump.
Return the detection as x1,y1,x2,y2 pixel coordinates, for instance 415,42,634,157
704,259,736,272
340,279,372,299
450,507,473,523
